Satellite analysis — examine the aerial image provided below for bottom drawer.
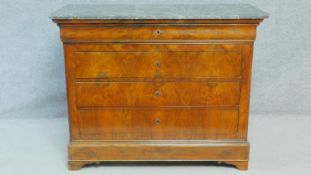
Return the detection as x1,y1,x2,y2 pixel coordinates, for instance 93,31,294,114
74,108,239,140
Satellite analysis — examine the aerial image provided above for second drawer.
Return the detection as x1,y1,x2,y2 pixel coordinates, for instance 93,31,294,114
75,81,240,107
74,51,242,79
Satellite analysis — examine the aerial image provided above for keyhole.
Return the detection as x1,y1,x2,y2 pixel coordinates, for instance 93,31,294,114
155,119,161,125
154,90,161,97
155,60,161,68
154,29,162,36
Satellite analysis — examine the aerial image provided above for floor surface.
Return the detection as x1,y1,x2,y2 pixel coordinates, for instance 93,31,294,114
0,114,310,175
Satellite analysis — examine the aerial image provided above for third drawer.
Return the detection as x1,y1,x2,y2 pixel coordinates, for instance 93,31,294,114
75,81,240,107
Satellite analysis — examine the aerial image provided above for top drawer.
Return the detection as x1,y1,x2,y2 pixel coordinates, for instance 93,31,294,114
60,25,257,42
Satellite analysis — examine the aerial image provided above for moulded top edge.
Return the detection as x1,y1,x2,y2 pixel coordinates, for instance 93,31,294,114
50,4,269,21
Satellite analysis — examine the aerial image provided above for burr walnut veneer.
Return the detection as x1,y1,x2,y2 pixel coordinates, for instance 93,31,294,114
51,4,268,171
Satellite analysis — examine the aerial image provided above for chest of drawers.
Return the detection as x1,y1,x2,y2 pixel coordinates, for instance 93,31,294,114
51,4,268,171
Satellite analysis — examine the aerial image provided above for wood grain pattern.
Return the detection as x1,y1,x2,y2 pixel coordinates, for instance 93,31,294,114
60,24,257,43
71,43,242,52
76,81,240,107
74,51,242,79
74,108,239,140
68,141,249,159
237,44,254,139
52,18,264,170
68,140,249,170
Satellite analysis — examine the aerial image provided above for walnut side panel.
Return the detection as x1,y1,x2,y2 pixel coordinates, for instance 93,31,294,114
237,44,254,139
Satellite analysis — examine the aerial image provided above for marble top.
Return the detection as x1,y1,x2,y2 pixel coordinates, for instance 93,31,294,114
50,4,269,20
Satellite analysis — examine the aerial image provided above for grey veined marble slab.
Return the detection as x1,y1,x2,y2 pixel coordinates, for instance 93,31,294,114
50,4,269,20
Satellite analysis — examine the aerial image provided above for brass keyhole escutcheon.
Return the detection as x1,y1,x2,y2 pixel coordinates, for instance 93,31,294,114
154,90,161,97
155,118,161,125
154,60,161,68
154,29,162,36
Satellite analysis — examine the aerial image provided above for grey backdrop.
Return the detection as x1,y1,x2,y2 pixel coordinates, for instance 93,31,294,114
1,0,310,118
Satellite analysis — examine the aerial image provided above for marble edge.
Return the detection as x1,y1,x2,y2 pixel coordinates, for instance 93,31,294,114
50,4,269,20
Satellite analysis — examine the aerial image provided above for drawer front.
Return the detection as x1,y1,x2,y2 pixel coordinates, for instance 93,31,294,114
61,25,256,42
75,109,239,140
74,51,242,79
76,82,240,107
